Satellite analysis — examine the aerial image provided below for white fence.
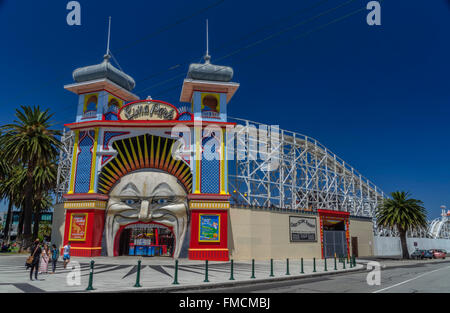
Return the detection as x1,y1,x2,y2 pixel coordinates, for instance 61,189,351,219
374,236,450,256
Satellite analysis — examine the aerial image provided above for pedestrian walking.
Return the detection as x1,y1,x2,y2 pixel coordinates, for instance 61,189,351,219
29,239,42,281
39,244,50,274
63,243,71,269
50,244,59,274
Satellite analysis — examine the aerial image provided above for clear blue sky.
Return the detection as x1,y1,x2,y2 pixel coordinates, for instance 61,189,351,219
0,0,449,219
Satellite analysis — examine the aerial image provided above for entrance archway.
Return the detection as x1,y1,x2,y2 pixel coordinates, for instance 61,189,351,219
115,222,175,257
318,209,350,259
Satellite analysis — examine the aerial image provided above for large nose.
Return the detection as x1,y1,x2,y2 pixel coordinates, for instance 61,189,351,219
138,200,150,221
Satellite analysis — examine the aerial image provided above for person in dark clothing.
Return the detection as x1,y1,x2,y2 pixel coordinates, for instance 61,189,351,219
29,239,42,281
50,244,59,274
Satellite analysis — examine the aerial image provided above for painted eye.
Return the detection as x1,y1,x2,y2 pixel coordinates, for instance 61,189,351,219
155,198,169,205
123,199,138,205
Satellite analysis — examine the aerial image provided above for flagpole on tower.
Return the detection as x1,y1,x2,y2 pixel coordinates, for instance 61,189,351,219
205,19,211,63
206,19,209,57
106,16,112,56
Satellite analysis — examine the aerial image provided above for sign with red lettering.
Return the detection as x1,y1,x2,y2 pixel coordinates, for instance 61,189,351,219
69,213,88,241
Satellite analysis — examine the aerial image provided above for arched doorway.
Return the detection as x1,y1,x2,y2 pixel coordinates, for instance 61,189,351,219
116,222,175,257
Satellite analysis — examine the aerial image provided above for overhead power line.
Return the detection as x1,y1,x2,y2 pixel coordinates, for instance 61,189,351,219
57,0,375,125
151,1,378,100
114,0,225,54
136,0,359,95
133,0,333,85
56,0,349,121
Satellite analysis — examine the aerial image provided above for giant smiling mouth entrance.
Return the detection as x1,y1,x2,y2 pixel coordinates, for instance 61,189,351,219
114,222,176,257
104,170,190,258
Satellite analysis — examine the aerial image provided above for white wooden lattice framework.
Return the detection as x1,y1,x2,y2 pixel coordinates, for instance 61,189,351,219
227,117,384,218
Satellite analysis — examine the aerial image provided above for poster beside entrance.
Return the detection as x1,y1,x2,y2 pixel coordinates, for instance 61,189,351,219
68,213,88,241
289,216,317,242
199,214,220,242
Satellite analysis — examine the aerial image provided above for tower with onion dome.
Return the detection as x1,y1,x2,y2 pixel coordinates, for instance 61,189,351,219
180,20,239,261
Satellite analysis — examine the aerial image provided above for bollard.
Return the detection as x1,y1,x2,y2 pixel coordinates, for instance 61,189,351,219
324,258,327,272
286,258,290,276
251,259,256,279
300,258,304,274
134,259,142,287
229,259,235,281
269,259,274,277
343,258,346,270
172,259,179,285
334,256,337,270
86,260,95,291
353,255,357,267
204,260,209,282
313,257,316,272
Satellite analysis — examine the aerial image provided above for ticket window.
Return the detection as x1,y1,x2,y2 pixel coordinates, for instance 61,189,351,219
122,226,175,257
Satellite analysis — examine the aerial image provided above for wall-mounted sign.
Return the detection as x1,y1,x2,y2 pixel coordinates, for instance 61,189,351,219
69,213,88,241
199,214,220,242
119,100,178,121
289,216,317,242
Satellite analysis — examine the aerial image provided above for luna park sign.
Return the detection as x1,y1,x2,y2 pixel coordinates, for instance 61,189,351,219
119,100,178,121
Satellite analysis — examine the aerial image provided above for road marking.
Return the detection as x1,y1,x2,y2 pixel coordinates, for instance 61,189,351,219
372,265,450,293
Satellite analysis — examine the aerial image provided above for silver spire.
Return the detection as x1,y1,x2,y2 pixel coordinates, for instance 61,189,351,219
204,19,211,64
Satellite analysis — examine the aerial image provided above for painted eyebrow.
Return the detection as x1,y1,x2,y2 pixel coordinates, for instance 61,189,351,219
120,182,140,196
152,182,174,195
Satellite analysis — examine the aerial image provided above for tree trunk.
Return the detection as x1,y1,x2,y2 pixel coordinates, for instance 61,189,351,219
16,208,24,252
32,210,41,241
399,230,409,259
4,200,13,244
17,209,24,239
22,162,35,249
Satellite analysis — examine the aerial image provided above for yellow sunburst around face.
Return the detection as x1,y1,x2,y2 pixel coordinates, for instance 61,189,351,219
98,134,192,194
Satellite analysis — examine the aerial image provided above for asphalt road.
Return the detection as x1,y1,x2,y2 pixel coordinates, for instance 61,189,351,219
193,260,450,293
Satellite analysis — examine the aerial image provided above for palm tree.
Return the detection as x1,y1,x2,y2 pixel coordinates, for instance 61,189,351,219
0,106,61,248
32,192,53,241
0,158,9,181
31,159,57,240
0,165,24,243
376,191,428,259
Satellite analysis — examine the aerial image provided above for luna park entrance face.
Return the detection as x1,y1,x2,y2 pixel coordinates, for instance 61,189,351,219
118,223,175,257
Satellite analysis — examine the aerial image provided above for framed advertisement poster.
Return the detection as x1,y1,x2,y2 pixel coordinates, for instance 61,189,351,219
68,213,88,241
199,214,220,242
289,216,317,242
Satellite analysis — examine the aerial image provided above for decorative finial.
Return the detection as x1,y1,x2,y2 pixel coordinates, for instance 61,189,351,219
204,19,211,64
106,16,112,56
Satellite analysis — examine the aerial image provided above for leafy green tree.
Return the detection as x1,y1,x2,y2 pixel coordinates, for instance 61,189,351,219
38,221,52,243
376,191,428,259
0,165,24,243
0,157,9,181
32,193,53,241
0,106,61,248
31,159,57,240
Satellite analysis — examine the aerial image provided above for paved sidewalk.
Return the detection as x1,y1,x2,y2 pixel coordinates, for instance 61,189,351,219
0,255,361,293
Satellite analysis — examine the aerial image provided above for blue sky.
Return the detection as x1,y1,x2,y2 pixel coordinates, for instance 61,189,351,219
0,0,449,219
